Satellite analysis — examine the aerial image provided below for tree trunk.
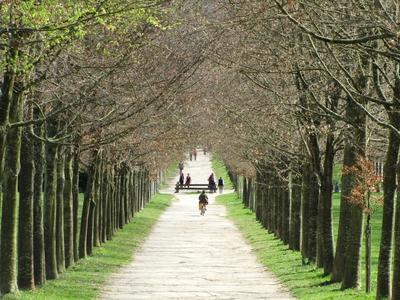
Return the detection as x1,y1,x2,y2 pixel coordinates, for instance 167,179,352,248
341,96,367,289
255,169,263,223
101,167,109,243
331,149,351,282
0,45,18,231
44,140,58,280
307,171,319,262
341,169,364,290
132,170,137,216
93,154,101,247
289,170,301,251
307,132,322,264
33,109,45,286
18,125,35,290
392,156,400,299
365,210,372,293
332,99,366,284
123,168,129,224
376,112,400,299
72,147,80,262
79,159,95,259
265,171,272,231
114,169,120,230
317,190,325,268
56,147,65,273
107,167,114,240
243,177,248,207
248,177,254,211
0,79,23,294
119,169,126,229
301,163,311,261
63,146,74,268
320,133,335,275
281,184,290,245
331,163,351,282
129,171,135,218
87,199,96,256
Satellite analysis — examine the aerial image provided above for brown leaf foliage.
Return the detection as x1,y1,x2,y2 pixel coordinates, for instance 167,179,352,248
342,156,382,214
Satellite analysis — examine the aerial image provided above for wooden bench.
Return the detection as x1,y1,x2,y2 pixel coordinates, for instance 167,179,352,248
175,183,217,193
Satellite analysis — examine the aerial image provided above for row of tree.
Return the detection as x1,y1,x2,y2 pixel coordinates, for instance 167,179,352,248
0,1,208,296
184,1,400,299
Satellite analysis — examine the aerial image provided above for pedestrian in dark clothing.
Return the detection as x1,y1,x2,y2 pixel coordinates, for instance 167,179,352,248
208,173,216,193
218,177,224,194
185,173,191,187
203,146,207,155
179,173,184,186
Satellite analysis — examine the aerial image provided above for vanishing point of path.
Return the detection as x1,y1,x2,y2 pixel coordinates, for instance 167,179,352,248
100,152,294,300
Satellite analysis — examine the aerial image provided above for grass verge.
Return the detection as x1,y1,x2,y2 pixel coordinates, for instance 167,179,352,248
217,192,375,300
211,155,233,189
4,193,174,300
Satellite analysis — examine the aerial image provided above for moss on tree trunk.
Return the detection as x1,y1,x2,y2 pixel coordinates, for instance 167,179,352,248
0,87,24,294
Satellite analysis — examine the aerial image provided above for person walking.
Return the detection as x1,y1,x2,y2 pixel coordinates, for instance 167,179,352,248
218,177,224,194
198,190,209,216
185,173,191,187
208,173,216,193
179,172,184,186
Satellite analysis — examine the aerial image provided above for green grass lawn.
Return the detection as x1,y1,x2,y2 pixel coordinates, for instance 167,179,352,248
217,192,381,299
211,155,233,189
4,193,174,300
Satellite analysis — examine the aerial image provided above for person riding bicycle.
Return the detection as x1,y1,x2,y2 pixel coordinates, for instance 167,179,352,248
198,190,209,216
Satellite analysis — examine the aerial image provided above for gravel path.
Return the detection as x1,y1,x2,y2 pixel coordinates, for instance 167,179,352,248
99,151,294,300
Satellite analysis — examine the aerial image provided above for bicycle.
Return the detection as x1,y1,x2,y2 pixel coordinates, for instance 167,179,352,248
200,203,207,216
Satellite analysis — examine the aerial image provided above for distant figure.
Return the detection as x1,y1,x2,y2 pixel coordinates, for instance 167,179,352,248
198,190,209,216
203,146,207,155
208,173,216,193
185,173,191,187
218,177,224,194
178,162,184,175
193,149,197,161
189,152,193,161
179,173,184,186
